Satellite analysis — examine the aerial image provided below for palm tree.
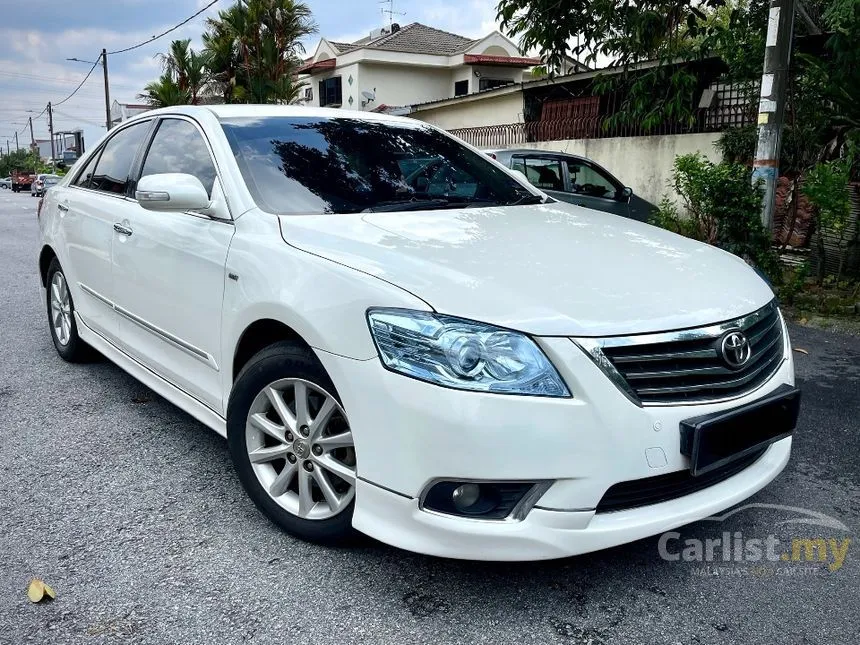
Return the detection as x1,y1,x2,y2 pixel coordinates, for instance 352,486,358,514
202,17,241,103
142,0,316,105
138,73,189,107
155,38,210,105
202,0,316,104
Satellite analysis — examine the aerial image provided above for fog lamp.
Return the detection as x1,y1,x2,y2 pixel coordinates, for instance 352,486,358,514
452,483,481,511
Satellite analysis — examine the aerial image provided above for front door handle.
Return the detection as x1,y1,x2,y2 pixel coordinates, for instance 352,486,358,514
57,203,69,212
113,223,133,236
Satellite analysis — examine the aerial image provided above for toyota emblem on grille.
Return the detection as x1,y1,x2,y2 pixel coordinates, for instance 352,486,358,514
720,331,751,368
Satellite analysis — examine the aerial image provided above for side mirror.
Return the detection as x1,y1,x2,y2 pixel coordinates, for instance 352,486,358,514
621,186,633,199
136,173,210,212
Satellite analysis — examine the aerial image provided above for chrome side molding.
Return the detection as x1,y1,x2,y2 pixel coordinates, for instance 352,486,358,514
77,282,218,370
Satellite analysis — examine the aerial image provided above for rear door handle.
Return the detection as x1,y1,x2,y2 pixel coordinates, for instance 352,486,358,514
113,223,133,236
57,203,69,212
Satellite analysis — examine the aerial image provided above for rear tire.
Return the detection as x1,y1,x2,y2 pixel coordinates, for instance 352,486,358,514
227,341,357,545
46,259,97,363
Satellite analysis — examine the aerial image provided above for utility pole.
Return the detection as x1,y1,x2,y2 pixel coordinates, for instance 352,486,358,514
47,102,56,169
752,0,796,229
28,116,35,150
102,49,112,131
14,131,19,152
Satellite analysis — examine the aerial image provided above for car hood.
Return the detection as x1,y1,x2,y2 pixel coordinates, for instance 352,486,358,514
277,203,774,337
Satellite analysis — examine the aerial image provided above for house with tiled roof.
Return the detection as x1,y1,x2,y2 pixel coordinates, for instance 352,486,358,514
297,22,542,112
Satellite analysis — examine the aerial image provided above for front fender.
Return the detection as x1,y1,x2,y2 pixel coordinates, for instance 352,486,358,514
220,211,430,411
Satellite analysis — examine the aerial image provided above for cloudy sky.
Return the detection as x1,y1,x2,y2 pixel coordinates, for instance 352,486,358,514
0,0,501,153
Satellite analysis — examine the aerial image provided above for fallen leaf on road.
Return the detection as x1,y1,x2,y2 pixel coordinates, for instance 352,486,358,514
26,579,56,603
799,317,808,325
793,348,809,355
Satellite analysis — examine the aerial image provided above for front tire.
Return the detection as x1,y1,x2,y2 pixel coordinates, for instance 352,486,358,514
227,342,357,545
46,259,96,362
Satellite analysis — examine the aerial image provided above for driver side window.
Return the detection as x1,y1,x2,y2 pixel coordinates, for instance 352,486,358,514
565,160,618,199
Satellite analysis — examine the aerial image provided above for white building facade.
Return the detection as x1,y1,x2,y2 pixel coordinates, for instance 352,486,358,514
297,23,539,112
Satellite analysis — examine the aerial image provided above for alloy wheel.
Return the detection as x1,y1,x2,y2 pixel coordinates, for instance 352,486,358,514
50,271,72,346
245,378,356,520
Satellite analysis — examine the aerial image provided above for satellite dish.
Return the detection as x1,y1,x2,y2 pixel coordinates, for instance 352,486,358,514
361,90,376,101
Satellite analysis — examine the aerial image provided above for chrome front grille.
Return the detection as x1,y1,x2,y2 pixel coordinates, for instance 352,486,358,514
576,301,786,405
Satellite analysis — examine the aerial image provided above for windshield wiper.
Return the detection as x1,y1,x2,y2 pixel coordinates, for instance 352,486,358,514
507,194,547,206
362,199,453,213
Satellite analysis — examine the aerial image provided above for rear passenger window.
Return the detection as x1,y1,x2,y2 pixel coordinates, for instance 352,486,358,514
140,119,217,197
89,122,149,195
522,158,564,191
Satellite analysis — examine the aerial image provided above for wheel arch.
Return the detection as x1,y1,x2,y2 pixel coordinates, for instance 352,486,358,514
231,318,314,381
39,245,58,288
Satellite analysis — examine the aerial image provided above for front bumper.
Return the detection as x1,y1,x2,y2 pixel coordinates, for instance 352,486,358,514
317,332,795,560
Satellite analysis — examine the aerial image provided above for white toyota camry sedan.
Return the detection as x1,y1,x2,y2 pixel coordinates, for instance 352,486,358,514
37,105,800,560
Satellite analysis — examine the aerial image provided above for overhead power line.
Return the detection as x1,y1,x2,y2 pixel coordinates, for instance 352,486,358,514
3,0,221,145
53,58,100,106
52,108,107,129
107,0,221,55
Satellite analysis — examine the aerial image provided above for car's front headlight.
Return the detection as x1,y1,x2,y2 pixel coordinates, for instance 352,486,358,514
367,308,570,397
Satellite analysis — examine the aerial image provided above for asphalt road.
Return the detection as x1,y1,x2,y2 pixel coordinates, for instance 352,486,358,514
1,188,858,645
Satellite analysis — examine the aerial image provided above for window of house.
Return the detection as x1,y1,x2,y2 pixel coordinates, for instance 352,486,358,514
140,118,218,197
319,77,343,107
454,80,469,96
88,121,149,195
565,160,618,199
518,157,564,191
478,78,512,92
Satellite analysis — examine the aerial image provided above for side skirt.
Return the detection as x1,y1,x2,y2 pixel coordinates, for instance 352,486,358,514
75,313,228,438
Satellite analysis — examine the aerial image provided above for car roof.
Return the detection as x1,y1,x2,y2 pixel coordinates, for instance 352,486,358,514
127,104,418,127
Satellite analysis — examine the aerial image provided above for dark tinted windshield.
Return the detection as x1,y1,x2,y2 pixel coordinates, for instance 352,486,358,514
220,116,536,214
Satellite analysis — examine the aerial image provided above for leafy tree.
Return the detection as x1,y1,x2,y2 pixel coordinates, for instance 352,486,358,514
139,39,209,107
497,0,746,128
139,72,190,107
0,149,40,177
496,0,858,146
652,153,780,278
142,0,317,106
803,152,855,281
202,0,317,104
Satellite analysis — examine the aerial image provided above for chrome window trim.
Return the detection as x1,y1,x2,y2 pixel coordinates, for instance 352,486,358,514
572,300,787,407
67,184,131,201
69,117,156,190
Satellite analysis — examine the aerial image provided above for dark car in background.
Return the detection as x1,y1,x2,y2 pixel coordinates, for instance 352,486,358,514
485,148,656,222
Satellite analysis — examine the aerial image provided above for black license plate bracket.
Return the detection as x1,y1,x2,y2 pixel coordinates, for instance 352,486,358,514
680,384,801,476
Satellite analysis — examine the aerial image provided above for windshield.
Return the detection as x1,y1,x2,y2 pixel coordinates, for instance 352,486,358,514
220,116,540,214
